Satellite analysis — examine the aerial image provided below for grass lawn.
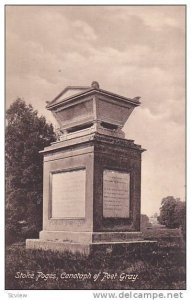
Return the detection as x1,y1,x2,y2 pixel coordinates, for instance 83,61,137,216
5,230,186,290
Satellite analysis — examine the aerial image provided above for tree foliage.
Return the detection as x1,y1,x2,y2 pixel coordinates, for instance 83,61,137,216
158,196,186,234
6,99,56,239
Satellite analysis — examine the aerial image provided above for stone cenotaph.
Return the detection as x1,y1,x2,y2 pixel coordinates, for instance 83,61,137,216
26,81,150,255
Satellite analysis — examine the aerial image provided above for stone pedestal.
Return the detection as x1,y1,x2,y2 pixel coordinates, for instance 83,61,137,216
26,82,156,255
26,133,155,255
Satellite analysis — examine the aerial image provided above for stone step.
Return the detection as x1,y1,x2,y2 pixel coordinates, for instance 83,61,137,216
39,231,144,243
93,240,156,245
92,232,143,243
26,239,157,256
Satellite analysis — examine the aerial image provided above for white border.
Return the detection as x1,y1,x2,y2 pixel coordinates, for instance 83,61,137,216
1,1,190,299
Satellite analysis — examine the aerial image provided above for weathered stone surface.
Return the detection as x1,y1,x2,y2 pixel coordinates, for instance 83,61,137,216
39,133,144,233
39,230,144,243
26,239,157,256
26,239,91,255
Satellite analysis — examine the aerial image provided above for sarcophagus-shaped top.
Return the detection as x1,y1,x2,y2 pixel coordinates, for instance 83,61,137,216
46,81,141,140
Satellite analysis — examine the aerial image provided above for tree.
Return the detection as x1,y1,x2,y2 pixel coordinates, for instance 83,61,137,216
6,99,56,240
174,200,186,239
140,214,151,230
158,196,186,231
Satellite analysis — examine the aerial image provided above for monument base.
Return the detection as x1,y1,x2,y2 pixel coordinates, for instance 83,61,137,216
39,230,144,243
26,231,157,256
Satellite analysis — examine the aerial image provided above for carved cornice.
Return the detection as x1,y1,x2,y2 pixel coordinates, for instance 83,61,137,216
90,133,146,153
41,133,146,154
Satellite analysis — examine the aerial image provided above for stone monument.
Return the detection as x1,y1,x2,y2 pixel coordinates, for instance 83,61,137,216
26,81,154,255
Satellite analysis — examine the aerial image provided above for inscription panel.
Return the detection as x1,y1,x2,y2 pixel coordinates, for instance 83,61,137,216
51,169,86,218
103,170,130,218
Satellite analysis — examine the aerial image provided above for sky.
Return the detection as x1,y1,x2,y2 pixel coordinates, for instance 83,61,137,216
5,5,185,216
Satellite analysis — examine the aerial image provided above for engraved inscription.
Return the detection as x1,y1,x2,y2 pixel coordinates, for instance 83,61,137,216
51,169,86,218
103,170,130,218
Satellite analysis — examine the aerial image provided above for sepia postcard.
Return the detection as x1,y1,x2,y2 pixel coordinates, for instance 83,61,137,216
4,3,187,299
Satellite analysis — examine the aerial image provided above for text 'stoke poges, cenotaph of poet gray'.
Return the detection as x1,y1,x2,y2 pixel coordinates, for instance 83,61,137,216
26,81,155,255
